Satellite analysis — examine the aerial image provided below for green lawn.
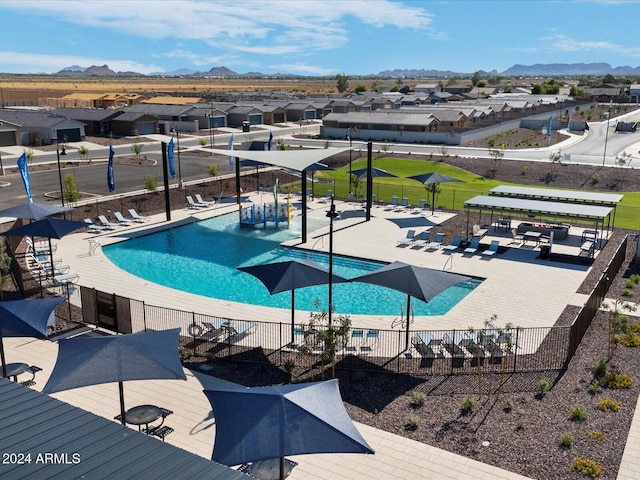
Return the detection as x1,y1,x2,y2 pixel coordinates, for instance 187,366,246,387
289,157,639,230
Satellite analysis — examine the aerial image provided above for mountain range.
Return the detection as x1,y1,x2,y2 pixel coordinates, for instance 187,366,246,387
53,62,640,78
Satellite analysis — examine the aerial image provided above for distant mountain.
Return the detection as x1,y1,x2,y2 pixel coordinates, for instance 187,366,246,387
501,63,640,76
58,65,84,73
193,66,239,77
156,68,197,76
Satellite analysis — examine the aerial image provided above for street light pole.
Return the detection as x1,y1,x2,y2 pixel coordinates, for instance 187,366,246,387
602,101,612,167
346,128,352,194
326,196,339,326
208,103,215,154
56,142,66,219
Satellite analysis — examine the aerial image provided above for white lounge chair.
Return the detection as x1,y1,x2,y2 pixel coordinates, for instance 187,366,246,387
482,240,500,256
426,232,445,250
397,229,416,247
186,195,207,209
443,235,462,252
25,237,56,255
84,218,110,232
128,209,150,222
114,211,137,224
98,215,123,228
195,194,215,206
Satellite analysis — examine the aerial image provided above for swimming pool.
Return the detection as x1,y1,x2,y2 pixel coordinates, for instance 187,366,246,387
103,214,480,316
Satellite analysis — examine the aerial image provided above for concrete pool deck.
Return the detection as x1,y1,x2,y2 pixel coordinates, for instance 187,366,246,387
14,194,623,480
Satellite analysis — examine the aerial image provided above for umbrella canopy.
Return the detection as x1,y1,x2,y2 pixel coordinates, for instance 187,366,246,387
350,167,397,179
2,218,87,278
43,328,187,424
237,259,347,344
351,261,470,350
0,202,71,221
408,172,463,214
0,297,65,377
205,379,373,475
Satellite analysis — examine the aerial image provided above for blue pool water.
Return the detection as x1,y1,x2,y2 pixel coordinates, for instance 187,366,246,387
103,214,480,315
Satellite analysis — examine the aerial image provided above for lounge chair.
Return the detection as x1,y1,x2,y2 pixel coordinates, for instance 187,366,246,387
97,215,122,229
411,199,426,214
360,329,379,354
394,197,410,212
128,209,150,222
384,196,399,211
30,254,70,276
186,195,207,209
510,228,524,245
411,231,431,248
226,320,255,338
195,193,215,206
443,235,462,252
472,224,488,237
114,211,137,225
463,237,480,255
397,229,416,247
482,240,500,256
84,218,110,232
318,190,332,203
345,329,364,354
25,237,56,255
426,232,445,250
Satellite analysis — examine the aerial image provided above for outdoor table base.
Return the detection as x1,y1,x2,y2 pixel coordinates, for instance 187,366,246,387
120,405,163,432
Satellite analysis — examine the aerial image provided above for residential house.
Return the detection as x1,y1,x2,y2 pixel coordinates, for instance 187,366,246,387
53,107,123,136
0,110,86,144
110,112,158,137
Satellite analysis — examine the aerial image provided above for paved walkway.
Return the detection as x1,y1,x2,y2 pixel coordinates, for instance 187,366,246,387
10,196,640,479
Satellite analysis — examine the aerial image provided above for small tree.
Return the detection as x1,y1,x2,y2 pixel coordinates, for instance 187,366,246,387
144,174,158,193
335,73,348,94
354,84,367,93
547,150,562,183
63,174,80,202
130,137,144,160
78,145,89,161
488,143,505,175
350,174,362,198
615,151,633,188
26,149,35,165
207,165,218,178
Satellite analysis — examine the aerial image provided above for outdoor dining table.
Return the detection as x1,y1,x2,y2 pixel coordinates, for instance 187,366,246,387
4,362,30,382
523,231,542,245
122,404,163,432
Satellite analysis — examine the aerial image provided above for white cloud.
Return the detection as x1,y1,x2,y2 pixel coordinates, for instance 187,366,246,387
546,34,640,57
0,51,162,74
268,63,336,76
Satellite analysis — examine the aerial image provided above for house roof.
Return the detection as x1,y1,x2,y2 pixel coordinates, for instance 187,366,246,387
0,111,84,129
62,93,108,101
142,96,202,105
53,107,123,122
124,104,196,116
0,379,249,480
324,111,438,127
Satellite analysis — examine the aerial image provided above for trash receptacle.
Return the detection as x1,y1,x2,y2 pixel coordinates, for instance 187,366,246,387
242,121,250,132
540,245,550,259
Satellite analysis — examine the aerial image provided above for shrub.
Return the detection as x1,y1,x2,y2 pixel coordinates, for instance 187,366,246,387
630,274,640,284
589,431,607,440
591,173,600,184
537,378,550,395
593,360,607,377
587,382,599,395
570,406,588,421
406,414,420,430
601,372,633,389
144,174,158,193
625,279,636,289
595,398,621,412
620,333,640,347
559,433,574,448
622,289,633,297
573,458,602,477
412,391,426,406
462,396,477,412
63,174,80,202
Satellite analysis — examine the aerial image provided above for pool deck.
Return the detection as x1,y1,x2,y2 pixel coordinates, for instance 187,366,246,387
12,193,634,480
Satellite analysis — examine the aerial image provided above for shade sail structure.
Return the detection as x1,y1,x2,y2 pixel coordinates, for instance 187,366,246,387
408,172,463,214
351,261,470,350
0,202,71,220
205,379,374,478
0,297,65,378
209,147,349,172
350,167,397,179
1,218,87,278
43,329,187,425
237,259,347,344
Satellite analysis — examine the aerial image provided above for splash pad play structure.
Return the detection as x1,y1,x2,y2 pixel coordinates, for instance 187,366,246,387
240,182,296,229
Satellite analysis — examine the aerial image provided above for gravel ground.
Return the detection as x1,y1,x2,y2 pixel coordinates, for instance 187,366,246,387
9,151,640,480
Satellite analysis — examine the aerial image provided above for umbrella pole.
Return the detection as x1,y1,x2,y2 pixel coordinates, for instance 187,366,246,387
0,338,7,378
119,381,126,426
431,188,436,215
405,295,411,351
291,290,295,345
49,238,55,278
280,456,285,480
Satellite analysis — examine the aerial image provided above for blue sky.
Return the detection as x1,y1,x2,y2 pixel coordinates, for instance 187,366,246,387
1,0,639,76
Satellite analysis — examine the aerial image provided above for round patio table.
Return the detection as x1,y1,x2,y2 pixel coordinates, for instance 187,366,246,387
124,405,162,432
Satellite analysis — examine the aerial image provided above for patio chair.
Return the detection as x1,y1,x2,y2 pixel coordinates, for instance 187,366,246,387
426,232,445,250
186,195,207,209
394,197,410,212
26,237,56,255
411,230,431,249
318,190,332,203
463,237,480,255
31,255,70,276
84,218,110,232
472,224,488,237
360,329,379,354
411,199,426,214
384,196,399,210
443,235,462,252
482,240,500,256
114,211,137,225
195,193,215,206
227,320,256,339
510,228,524,245
345,329,364,354
98,215,123,229
397,229,416,247
128,209,150,222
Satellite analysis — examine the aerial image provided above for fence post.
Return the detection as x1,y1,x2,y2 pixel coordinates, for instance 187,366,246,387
513,328,520,373
142,300,147,332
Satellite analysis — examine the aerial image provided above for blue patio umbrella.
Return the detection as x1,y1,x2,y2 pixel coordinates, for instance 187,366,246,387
0,297,65,378
204,379,373,480
351,261,470,350
43,328,187,425
0,202,71,221
237,259,347,344
408,172,462,214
